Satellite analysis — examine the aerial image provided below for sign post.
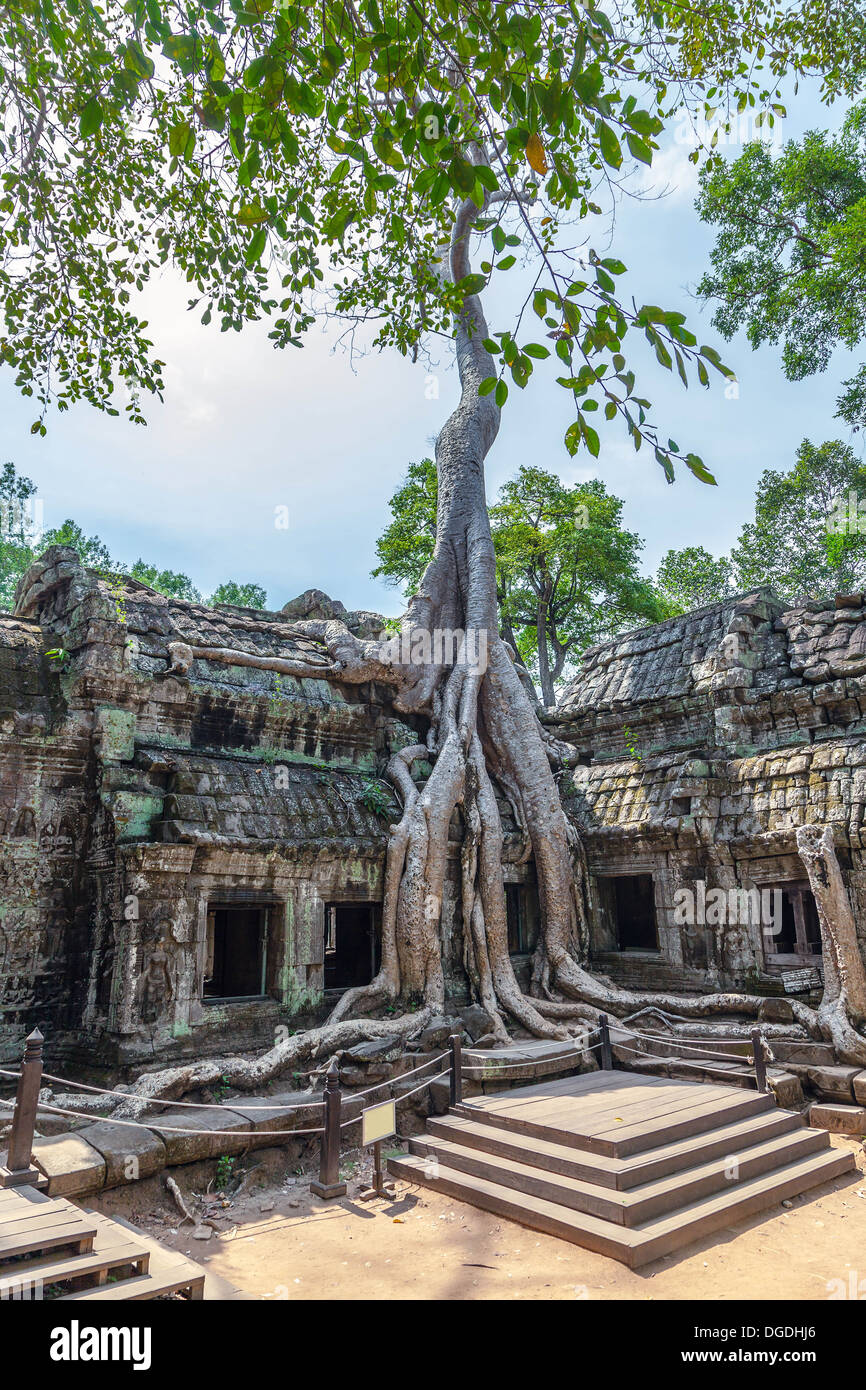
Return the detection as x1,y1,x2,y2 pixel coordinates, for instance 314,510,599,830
359,1098,397,1201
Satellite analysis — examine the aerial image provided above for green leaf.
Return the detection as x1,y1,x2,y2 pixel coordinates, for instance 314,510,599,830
523,343,550,359
236,203,271,227
460,274,487,296
478,376,498,396
626,132,653,165
79,98,103,138
685,454,717,485
495,379,508,407
246,227,267,266
598,123,622,169
123,40,155,80
169,121,192,157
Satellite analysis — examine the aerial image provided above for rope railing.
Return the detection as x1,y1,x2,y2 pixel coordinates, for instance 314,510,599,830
611,1028,761,1064
35,1070,325,1112
0,1096,325,1139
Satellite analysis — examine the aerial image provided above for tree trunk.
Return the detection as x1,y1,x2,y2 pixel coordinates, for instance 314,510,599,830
536,593,555,707
795,824,866,1060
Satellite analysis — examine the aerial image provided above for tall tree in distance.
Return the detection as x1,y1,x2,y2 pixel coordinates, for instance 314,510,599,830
372,459,438,602
655,546,734,616
492,469,663,706
732,439,866,601
696,103,866,430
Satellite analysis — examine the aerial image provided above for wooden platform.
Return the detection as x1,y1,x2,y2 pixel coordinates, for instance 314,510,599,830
0,1183,247,1300
388,1070,857,1268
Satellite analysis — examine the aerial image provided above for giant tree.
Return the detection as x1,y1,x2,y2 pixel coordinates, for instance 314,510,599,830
4,0,866,1095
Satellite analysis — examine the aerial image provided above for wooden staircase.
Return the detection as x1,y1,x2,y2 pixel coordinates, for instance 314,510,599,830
388,1071,857,1268
0,1183,236,1300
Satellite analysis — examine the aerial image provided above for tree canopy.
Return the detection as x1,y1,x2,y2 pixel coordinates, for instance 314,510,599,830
4,0,861,470
731,438,866,601
655,545,733,615
697,101,866,430
491,467,662,703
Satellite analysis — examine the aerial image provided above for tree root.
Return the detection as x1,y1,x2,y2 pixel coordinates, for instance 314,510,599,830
109,1011,432,1117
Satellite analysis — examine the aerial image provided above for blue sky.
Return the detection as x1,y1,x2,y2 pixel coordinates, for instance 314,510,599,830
0,80,860,618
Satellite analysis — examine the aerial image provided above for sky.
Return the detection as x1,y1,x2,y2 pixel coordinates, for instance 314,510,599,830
0,79,861,619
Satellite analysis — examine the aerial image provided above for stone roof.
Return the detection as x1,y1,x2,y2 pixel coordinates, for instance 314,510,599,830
154,754,398,847
557,588,786,716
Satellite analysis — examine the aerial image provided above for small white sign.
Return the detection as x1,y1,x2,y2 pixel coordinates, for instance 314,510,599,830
361,1099,396,1147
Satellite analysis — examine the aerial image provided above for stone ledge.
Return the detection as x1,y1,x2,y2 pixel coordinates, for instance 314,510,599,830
808,1102,866,1135
32,1131,106,1197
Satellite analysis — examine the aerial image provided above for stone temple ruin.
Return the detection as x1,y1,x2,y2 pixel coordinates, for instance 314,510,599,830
1,547,866,1081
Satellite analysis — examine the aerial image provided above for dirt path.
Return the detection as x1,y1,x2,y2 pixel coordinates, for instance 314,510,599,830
95,1134,866,1300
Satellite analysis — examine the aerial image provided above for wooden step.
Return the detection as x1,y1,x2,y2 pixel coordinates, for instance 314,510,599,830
453,1086,777,1156
388,1144,855,1268
409,1125,829,1227
427,1108,804,1189
0,1206,97,1261
56,1243,205,1301
0,1236,149,1298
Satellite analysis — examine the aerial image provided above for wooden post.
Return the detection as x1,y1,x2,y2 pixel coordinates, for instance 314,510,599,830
599,1013,613,1071
449,1033,462,1107
310,1056,347,1199
751,1028,768,1093
1,1027,44,1188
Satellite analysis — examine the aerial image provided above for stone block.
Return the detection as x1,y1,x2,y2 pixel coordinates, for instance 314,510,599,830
766,1069,804,1109
852,1071,866,1106
78,1121,166,1188
32,1132,106,1197
758,997,794,1024
806,1064,861,1101
808,1102,866,1135
148,1107,253,1165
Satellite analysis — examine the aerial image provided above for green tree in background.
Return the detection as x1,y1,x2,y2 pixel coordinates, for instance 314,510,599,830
697,103,866,429
655,546,734,615
374,461,663,703
732,439,866,600
209,580,267,610
129,560,202,602
491,469,663,705
372,459,438,601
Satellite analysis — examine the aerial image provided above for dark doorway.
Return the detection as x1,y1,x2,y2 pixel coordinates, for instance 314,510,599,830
204,906,266,1000
325,904,380,990
764,884,823,967
612,874,658,951
506,884,529,954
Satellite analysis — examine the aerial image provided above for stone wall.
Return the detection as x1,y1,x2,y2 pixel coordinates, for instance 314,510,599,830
551,588,866,997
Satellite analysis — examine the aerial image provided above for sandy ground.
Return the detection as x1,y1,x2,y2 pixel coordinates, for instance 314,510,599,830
92,1133,866,1301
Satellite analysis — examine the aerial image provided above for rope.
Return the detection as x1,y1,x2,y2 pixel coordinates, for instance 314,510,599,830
612,1040,758,1080
461,1043,598,1075
3,1053,452,1114
0,1097,324,1139
338,1050,450,1100
34,1071,324,1112
614,1028,757,1064
339,1068,452,1127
